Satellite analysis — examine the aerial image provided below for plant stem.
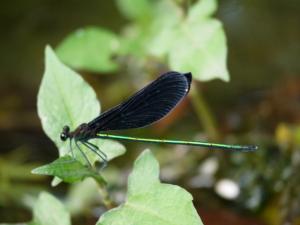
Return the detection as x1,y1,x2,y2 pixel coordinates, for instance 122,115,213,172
98,186,115,209
94,175,115,209
189,83,220,141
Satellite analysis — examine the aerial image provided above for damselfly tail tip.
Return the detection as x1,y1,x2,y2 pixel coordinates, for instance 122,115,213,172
242,145,258,152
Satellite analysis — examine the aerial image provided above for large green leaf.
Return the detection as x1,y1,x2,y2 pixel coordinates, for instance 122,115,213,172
56,27,119,73
120,0,229,82
169,18,229,82
33,192,71,225
97,150,203,225
37,46,125,164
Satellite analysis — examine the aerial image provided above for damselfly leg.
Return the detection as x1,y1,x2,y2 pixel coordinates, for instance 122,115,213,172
81,141,108,168
74,140,93,167
69,138,74,158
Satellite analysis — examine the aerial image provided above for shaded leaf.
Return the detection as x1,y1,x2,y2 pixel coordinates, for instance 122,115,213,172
56,27,119,73
66,178,100,215
32,156,106,185
97,150,203,225
116,0,154,22
33,192,71,225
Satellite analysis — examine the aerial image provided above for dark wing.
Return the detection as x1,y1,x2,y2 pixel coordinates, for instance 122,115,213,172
88,71,192,132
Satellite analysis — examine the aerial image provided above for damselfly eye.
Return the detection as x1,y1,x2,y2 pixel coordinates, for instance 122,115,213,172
60,125,70,141
60,132,68,141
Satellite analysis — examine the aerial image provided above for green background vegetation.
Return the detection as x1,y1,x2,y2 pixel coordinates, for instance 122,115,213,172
1,0,300,225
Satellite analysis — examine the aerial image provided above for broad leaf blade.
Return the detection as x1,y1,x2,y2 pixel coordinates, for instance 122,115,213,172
169,19,229,82
120,0,229,82
32,156,106,185
56,27,119,73
120,1,182,58
37,46,125,168
187,0,217,23
147,1,182,57
38,46,100,155
33,192,71,225
97,150,203,225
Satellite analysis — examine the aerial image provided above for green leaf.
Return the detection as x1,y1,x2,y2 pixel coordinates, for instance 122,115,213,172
120,1,182,57
116,0,154,22
37,46,125,166
56,27,120,73
97,150,203,225
187,0,217,23
119,0,229,82
169,19,229,82
146,1,183,57
33,192,71,225
32,156,106,185
38,46,100,154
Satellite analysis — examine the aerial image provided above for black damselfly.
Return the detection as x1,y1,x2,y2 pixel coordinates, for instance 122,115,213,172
60,71,257,167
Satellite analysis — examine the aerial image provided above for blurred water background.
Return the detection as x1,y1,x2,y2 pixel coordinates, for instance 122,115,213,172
0,1,300,225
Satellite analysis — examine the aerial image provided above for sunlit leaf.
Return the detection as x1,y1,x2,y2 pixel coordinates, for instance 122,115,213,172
37,46,125,167
97,150,203,225
147,1,182,57
32,156,106,185
33,192,71,225
169,19,229,82
187,0,217,23
119,0,229,82
56,27,120,73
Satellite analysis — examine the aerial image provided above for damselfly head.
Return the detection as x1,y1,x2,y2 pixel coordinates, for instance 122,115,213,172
60,125,70,141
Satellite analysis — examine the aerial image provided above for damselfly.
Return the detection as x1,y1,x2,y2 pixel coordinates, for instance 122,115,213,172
60,71,257,167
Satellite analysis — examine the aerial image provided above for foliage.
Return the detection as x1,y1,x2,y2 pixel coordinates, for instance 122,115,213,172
38,46,125,163
97,150,203,225
0,149,44,206
56,0,229,81
13,151,203,225
37,46,125,186
56,27,119,73
32,46,205,224
32,156,106,185
29,0,234,224
32,192,71,225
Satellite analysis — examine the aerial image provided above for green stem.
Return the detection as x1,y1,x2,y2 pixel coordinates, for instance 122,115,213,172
97,186,115,209
93,174,115,209
189,83,219,141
